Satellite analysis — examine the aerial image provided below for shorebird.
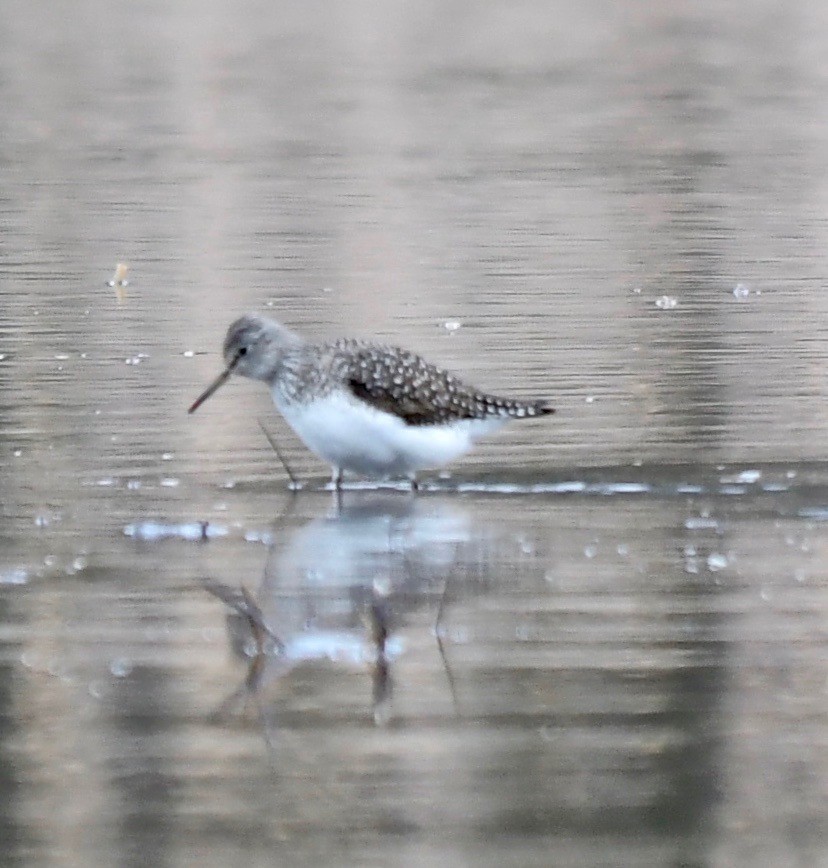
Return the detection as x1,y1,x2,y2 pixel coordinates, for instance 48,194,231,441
188,313,553,488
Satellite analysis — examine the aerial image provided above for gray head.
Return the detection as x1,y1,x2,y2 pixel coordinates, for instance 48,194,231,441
188,313,304,413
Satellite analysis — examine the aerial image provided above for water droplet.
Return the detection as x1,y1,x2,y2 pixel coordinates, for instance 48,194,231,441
655,295,677,309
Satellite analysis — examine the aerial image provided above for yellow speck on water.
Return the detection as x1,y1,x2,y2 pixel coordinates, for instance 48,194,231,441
107,262,130,302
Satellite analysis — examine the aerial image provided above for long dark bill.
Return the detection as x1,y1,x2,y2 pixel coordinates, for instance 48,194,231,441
188,356,240,414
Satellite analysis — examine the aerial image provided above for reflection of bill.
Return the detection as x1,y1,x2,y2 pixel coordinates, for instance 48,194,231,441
205,494,478,726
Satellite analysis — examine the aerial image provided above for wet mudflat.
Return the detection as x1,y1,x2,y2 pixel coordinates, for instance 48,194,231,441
2,0,828,864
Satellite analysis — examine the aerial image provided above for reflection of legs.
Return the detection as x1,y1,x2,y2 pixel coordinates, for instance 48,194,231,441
258,419,298,488
435,572,459,715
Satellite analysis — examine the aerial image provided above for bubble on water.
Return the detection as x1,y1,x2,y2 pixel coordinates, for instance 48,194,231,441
20,651,40,669
0,567,28,585
243,529,274,545
655,295,677,309
632,287,642,294
160,478,180,488
685,516,719,530
517,535,534,555
733,283,750,299
616,543,629,556
706,553,728,572
161,453,173,461
88,681,105,699
583,543,597,559
585,395,595,404
34,513,51,528
54,353,69,361
127,480,142,490
182,350,195,358
96,478,116,487
72,556,88,572
722,469,761,484
109,658,133,678
442,320,462,332
222,480,236,489
13,449,22,457
0,354,6,361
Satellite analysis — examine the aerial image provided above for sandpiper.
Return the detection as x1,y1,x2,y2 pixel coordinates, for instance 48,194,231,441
189,313,553,487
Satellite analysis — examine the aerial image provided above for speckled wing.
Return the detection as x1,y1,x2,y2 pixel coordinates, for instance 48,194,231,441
338,341,553,426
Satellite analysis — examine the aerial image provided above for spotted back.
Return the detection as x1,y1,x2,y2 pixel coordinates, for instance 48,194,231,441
331,340,553,426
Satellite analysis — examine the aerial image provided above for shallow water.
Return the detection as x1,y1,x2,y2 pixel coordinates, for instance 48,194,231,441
2,0,828,865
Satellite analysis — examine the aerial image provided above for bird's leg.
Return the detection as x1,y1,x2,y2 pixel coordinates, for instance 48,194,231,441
408,474,419,493
332,466,343,490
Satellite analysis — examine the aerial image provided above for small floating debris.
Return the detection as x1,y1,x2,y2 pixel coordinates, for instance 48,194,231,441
442,320,462,333
107,262,130,287
160,478,180,488
182,350,195,358
732,283,750,299
654,295,677,309
124,521,228,541
107,263,130,303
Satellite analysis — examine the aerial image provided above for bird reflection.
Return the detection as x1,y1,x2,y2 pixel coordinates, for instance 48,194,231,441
204,493,475,727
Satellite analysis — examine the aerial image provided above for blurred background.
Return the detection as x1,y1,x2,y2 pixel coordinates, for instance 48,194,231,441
1,0,827,865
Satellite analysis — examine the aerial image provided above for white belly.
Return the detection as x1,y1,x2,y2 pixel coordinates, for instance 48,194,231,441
273,389,505,478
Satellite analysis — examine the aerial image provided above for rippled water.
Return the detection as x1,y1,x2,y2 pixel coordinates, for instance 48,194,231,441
2,0,828,865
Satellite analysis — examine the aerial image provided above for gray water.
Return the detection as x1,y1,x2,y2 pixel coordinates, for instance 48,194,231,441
2,1,828,865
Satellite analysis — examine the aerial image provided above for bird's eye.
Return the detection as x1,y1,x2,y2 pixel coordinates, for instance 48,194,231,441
238,346,248,357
